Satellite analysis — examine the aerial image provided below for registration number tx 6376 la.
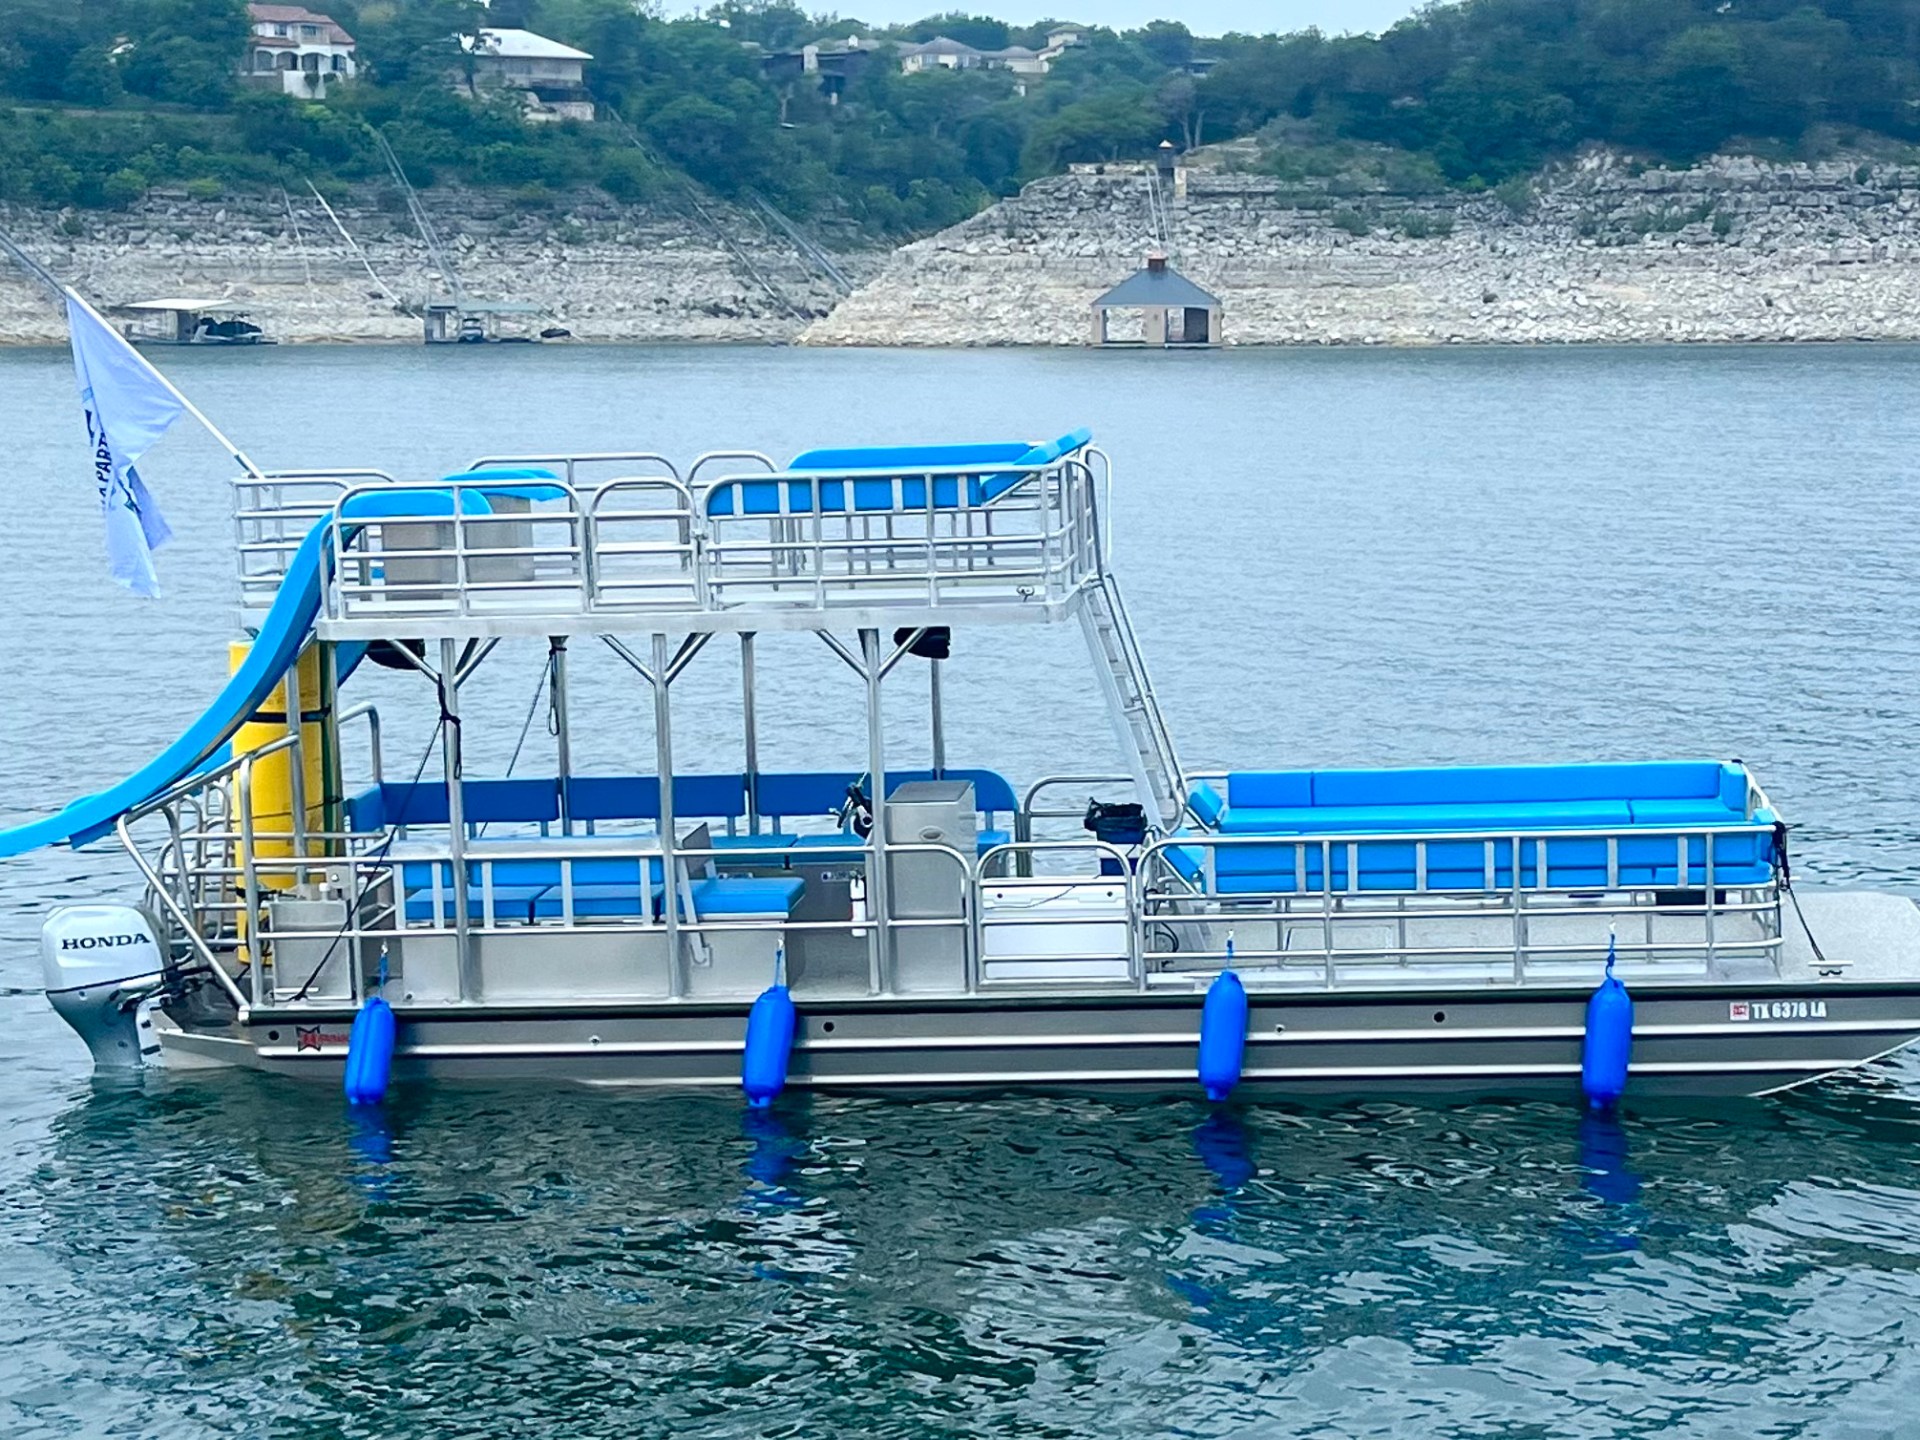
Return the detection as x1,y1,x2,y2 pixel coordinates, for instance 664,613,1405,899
1729,999,1828,1022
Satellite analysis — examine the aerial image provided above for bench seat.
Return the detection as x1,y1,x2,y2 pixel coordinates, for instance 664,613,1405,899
690,876,805,916
1186,761,1777,895
402,873,804,924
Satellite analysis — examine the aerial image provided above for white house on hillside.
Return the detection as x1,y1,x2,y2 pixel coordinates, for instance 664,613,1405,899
458,28,595,122
243,3,356,95
897,26,1086,77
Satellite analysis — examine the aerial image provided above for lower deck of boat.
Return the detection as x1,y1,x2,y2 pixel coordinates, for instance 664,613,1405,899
154,890,1920,1099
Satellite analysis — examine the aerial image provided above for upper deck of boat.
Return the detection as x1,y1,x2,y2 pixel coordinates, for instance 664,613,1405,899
233,432,1110,640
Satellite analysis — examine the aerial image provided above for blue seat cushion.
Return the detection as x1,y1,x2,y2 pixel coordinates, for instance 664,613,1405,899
787,832,868,863
403,883,565,924
1218,800,1634,835
690,876,804,916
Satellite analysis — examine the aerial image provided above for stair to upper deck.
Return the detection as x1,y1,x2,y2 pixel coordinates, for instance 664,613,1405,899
1081,577,1184,831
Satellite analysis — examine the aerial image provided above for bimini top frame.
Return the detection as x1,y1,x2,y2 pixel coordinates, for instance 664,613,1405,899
229,432,1111,641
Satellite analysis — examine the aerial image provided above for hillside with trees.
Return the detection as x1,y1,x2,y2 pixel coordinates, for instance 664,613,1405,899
3,0,1920,235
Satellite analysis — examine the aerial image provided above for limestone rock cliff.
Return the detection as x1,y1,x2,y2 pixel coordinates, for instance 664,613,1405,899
804,152,1920,346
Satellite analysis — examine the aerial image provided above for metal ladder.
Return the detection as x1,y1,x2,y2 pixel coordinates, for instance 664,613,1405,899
1079,575,1184,831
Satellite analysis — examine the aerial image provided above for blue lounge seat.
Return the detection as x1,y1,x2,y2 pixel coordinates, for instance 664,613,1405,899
705,429,1093,517
1199,761,1774,894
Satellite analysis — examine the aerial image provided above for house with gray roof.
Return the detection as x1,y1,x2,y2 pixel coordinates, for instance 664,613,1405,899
1091,253,1221,346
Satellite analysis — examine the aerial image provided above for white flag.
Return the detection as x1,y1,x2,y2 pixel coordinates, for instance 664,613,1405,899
66,295,181,598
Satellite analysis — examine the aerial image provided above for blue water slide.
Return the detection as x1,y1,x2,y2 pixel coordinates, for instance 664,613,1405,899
0,490,489,859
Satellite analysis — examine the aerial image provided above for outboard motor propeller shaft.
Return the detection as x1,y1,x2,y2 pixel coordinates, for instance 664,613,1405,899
40,905,167,1067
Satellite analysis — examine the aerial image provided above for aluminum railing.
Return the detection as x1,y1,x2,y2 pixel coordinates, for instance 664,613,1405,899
233,469,397,610
117,724,1790,1014
465,451,684,487
1135,827,1789,988
698,455,1099,614
244,452,1104,627
120,815,1789,1022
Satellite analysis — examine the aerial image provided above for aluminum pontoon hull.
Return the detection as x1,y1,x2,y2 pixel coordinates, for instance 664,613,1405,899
154,977,1920,1100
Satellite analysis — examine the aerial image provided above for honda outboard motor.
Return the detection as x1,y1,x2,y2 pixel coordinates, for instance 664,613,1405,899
40,905,166,1067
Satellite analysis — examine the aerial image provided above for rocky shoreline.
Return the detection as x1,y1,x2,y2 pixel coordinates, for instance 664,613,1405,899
805,152,1920,347
9,153,1920,347
0,187,879,345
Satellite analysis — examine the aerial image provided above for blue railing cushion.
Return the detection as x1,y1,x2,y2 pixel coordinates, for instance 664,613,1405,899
339,489,493,521
347,783,385,833
1188,782,1227,830
382,781,450,827
756,769,1017,822
787,441,1035,471
980,428,1094,503
375,778,558,828
1307,761,1732,809
564,774,749,822
464,778,560,825
755,771,859,820
1219,800,1636,835
565,776,656,823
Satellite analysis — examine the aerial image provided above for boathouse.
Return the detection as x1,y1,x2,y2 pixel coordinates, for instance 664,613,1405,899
1090,253,1221,347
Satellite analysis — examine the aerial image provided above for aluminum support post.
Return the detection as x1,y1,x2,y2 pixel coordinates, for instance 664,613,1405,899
550,637,573,835
861,627,891,995
654,632,683,997
741,633,760,833
284,642,308,888
929,657,946,779
439,637,475,1002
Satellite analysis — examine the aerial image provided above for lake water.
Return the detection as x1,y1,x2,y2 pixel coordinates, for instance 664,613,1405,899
3,343,1920,1437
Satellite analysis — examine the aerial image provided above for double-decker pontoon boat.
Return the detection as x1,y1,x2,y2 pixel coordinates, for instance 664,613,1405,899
21,431,1920,1100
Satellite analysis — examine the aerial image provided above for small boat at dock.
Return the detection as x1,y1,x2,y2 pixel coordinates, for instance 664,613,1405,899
19,431,1920,1101
116,298,276,346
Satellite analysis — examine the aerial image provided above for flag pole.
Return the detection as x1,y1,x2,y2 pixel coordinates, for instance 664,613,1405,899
60,286,265,481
